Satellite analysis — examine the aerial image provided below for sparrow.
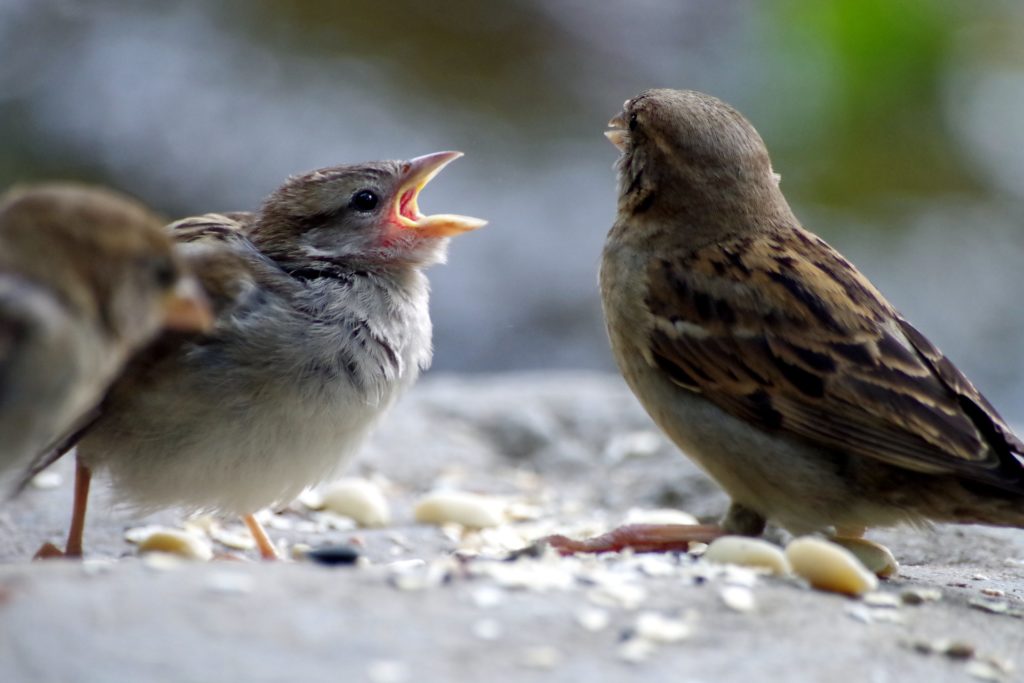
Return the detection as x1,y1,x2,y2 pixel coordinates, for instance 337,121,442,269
549,89,1024,555
27,152,485,559
0,183,211,488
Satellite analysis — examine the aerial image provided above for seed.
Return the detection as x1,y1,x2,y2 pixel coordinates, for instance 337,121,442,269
622,507,699,526
830,537,898,578
703,536,790,575
785,536,877,596
319,478,391,528
414,491,505,528
136,529,212,562
305,544,361,567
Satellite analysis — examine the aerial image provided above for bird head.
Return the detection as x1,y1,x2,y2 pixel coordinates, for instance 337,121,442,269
606,89,785,227
254,152,486,270
0,183,213,346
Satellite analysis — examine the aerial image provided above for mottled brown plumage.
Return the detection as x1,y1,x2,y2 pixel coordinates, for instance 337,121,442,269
598,89,1024,544
0,183,210,487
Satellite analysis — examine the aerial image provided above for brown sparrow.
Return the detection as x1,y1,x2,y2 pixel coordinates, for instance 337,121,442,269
550,89,1024,554
27,152,485,559
0,183,211,489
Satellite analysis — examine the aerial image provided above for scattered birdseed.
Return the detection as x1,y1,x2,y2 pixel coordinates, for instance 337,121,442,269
472,558,575,592
586,580,647,610
414,490,506,528
204,570,255,595
602,430,663,462
845,604,873,624
520,645,562,669
298,488,324,510
575,607,611,632
124,525,171,544
472,618,503,640
633,611,693,643
848,603,903,624
863,592,902,608
305,544,361,567
388,558,452,591
720,585,756,613
366,659,408,683
265,514,294,531
785,537,877,596
703,536,790,576
901,588,942,605
29,471,62,490
81,558,116,576
911,638,975,658
319,478,391,528
470,585,506,608
830,537,899,578
969,599,1010,615
136,528,213,562
141,552,185,571
622,507,699,526
965,659,1011,682
208,524,256,551
617,637,657,664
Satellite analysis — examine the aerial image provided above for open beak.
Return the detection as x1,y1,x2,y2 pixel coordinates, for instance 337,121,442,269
162,276,214,333
605,111,628,152
393,151,487,238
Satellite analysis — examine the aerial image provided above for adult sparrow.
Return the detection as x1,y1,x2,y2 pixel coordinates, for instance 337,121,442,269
28,152,485,559
0,184,211,487
551,89,1024,554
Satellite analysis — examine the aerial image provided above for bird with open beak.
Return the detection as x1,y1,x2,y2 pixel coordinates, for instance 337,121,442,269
27,152,485,559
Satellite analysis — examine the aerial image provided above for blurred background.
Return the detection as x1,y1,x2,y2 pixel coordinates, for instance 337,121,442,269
2,0,1024,420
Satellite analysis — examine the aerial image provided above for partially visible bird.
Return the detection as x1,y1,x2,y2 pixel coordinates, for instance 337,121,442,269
550,89,1024,555
0,183,211,488
28,152,485,559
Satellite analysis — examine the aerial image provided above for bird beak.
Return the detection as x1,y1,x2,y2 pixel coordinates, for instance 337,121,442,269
605,113,628,152
393,151,487,238
162,276,215,332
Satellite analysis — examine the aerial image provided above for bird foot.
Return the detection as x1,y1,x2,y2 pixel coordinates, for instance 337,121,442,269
33,542,71,560
538,523,726,556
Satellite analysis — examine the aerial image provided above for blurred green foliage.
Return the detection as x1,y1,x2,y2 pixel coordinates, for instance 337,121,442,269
771,0,983,205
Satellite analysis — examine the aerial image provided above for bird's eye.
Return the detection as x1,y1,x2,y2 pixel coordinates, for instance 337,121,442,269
349,190,379,212
628,113,638,131
152,258,177,289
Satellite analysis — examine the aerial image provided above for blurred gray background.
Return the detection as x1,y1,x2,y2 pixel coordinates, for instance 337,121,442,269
3,0,1024,420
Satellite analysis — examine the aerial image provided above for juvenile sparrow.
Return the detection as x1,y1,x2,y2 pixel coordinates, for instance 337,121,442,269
0,184,211,486
552,89,1024,554
28,152,485,559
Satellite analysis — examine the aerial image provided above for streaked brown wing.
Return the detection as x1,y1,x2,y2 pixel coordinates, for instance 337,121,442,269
645,227,1024,493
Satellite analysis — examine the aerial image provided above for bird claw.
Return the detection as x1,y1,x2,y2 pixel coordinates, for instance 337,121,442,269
532,524,726,556
32,542,67,560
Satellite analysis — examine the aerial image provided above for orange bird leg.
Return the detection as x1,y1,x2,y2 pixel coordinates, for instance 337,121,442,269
243,514,281,560
64,459,93,557
543,523,725,555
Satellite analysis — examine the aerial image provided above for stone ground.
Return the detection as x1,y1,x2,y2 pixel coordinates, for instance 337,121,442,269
0,372,1022,683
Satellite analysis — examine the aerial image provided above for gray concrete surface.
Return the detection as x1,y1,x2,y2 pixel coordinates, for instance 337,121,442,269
1,372,1022,683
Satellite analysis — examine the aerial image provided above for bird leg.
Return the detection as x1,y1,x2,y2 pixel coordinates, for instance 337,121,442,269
542,523,726,555
64,459,92,556
33,459,92,559
243,513,281,560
